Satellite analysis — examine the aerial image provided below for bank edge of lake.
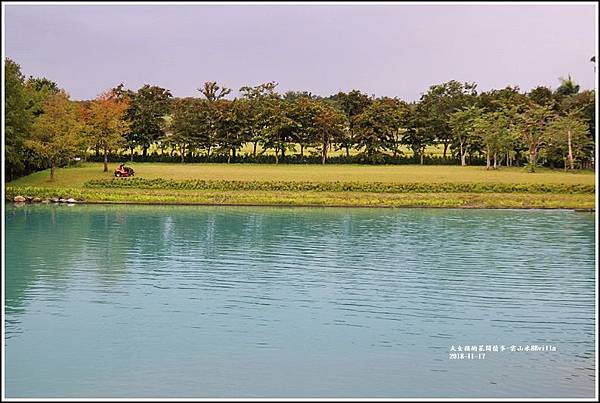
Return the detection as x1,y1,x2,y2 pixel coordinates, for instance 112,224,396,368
48,200,600,212
5,186,596,210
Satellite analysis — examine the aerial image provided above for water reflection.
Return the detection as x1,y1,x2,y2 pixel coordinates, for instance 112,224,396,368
4,205,596,398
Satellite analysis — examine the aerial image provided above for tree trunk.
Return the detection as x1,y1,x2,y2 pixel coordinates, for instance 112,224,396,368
103,149,108,172
50,164,55,181
443,142,448,159
130,146,134,161
143,145,148,157
232,147,237,158
207,146,211,158
493,153,497,169
460,141,466,166
253,141,258,158
345,145,350,157
281,147,286,161
567,129,574,170
274,148,279,164
321,135,331,165
300,144,304,158
227,149,231,164
486,149,491,170
529,149,536,172
420,151,424,165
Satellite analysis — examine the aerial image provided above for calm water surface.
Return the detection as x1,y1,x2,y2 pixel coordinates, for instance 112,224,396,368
4,204,596,398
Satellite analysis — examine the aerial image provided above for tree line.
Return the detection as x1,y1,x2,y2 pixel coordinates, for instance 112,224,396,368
5,58,595,181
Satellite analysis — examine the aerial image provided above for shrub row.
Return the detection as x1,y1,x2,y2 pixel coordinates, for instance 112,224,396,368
84,178,595,194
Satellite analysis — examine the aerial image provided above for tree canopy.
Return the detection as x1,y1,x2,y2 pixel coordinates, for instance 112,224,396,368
4,57,596,182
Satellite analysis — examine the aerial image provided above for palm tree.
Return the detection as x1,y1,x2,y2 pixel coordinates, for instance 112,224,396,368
556,75,580,97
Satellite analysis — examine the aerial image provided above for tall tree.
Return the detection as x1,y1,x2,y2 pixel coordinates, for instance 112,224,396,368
402,103,434,164
558,90,595,141
286,96,321,158
546,114,592,170
516,104,554,172
555,75,580,98
126,85,172,158
417,80,478,158
165,98,202,162
26,91,84,180
4,58,34,181
353,98,405,163
449,105,484,166
83,89,130,172
331,90,373,156
240,82,280,157
215,99,249,163
197,82,233,158
314,103,347,164
261,98,294,164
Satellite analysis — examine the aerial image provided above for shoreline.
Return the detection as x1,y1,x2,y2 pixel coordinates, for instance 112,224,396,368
8,199,596,212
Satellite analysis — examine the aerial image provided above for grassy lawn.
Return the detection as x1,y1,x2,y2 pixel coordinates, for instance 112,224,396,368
9,162,596,187
6,162,596,209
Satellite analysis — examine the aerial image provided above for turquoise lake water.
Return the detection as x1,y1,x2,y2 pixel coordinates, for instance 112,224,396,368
4,204,596,398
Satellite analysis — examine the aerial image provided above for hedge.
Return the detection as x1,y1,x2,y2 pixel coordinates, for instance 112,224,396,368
83,178,595,194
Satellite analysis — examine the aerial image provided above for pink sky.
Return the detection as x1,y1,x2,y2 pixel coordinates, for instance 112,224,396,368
4,3,597,100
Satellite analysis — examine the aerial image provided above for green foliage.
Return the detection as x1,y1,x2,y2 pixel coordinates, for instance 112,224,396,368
558,90,595,139
165,97,203,161
26,91,85,180
4,58,33,179
527,86,556,109
84,177,594,194
545,114,593,169
82,90,130,171
478,86,530,113
473,109,518,169
25,76,62,117
124,85,172,156
449,105,485,165
516,104,555,172
555,75,580,98
4,58,596,182
353,98,408,161
415,80,478,158
199,81,232,101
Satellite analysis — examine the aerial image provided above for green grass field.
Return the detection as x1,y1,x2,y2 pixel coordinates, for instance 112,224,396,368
6,163,596,209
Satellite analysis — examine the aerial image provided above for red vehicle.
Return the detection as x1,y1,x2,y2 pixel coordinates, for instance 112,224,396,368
114,164,135,177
